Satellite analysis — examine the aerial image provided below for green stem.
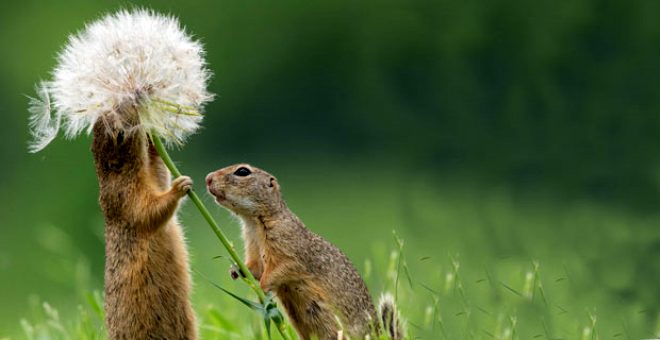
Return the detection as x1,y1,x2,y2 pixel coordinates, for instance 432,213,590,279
150,132,290,340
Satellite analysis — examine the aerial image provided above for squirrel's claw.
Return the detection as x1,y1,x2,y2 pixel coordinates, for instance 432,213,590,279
172,176,193,197
229,264,246,280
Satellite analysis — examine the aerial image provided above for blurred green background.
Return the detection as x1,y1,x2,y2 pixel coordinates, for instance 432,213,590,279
1,0,659,338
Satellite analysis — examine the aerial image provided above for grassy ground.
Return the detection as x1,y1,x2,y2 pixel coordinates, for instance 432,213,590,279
14,242,660,339
3,160,659,339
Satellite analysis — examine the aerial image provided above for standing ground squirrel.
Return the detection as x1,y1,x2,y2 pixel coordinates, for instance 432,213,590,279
206,164,402,339
91,115,196,339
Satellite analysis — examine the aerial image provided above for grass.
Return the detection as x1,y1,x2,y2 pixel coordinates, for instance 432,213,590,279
2,160,659,339
13,242,660,339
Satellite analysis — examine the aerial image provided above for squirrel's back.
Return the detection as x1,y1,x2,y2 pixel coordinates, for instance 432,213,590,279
289,225,377,335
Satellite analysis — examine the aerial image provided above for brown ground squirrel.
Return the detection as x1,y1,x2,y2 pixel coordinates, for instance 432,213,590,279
206,163,399,339
91,114,196,339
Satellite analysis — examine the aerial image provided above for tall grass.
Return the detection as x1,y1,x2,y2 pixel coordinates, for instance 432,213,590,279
3,163,659,339
13,236,660,339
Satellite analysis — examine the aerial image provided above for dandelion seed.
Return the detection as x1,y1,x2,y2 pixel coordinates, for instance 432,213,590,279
582,326,592,340
28,9,213,152
386,250,399,281
523,271,534,299
364,258,372,280
20,319,34,338
444,272,454,294
423,305,433,327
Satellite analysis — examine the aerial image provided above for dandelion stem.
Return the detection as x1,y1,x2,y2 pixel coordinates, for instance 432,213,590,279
150,131,290,340
152,98,197,111
154,103,201,117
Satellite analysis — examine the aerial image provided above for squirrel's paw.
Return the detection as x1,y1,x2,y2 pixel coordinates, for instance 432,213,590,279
229,264,246,280
172,176,193,197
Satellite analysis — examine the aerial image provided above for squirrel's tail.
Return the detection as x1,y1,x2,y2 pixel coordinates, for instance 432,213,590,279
378,293,404,340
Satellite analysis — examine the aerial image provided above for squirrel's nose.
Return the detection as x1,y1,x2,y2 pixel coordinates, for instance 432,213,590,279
205,173,214,187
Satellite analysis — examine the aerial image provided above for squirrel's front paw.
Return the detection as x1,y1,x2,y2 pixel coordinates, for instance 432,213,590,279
171,176,193,197
229,264,246,280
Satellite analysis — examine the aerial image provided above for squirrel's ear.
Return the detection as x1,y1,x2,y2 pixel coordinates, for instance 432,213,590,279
269,177,277,189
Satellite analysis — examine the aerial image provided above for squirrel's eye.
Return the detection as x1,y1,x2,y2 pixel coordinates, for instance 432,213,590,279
234,167,251,177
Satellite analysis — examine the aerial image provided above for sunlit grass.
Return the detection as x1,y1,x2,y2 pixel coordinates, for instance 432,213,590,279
4,162,659,339
15,241,659,339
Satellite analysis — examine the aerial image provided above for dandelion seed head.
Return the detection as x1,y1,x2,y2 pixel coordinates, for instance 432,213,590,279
28,9,213,152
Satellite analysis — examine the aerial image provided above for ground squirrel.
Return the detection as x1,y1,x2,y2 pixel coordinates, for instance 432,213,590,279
91,114,196,339
206,164,401,339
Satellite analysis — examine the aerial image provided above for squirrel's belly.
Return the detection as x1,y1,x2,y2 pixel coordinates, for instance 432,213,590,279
104,223,194,339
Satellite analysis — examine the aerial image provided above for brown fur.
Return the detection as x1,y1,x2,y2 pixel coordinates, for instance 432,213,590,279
207,164,377,340
91,114,196,339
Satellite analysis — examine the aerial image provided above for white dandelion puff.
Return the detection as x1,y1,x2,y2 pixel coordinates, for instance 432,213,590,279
28,9,213,152
27,81,60,153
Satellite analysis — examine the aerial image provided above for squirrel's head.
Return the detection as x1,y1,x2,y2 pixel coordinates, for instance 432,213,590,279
206,164,283,217
90,110,146,178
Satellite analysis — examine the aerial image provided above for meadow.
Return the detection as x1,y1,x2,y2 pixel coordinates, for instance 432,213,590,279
1,1,659,339
5,157,659,339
